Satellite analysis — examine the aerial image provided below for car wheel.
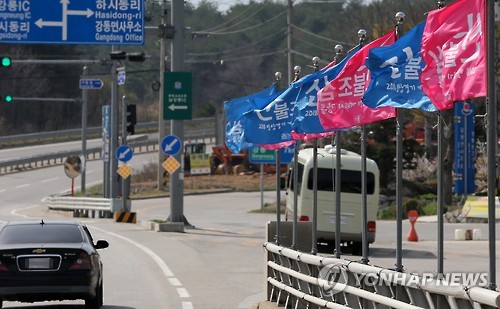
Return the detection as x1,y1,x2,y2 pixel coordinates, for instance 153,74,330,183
85,283,102,309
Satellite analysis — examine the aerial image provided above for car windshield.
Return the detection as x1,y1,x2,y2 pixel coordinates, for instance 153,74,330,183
0,224,84,244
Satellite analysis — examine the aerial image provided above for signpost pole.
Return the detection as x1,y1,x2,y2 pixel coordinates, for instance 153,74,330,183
169,0,185,223
157,0,167,190
110,60,119,199
81,66,88,192
121,95,130,212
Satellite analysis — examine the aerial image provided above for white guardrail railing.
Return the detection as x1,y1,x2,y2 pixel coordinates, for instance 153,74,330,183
264,242,500,309
42,195,114,218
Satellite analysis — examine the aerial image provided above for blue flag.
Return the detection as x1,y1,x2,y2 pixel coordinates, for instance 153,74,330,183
241,84,301,145
224,84,283,153
363,22,437,112
292,46,361,134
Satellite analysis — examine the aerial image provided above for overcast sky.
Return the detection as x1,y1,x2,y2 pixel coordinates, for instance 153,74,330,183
186,0,253,12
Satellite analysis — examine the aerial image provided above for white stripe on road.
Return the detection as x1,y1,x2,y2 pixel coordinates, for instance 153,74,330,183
90,226,194,307
182,302,194,309
91,227,174,277
0,189,5,194
177,288,190,298
11,204,40,219
168,278,182,286
41,177,59,183
15,184,30,189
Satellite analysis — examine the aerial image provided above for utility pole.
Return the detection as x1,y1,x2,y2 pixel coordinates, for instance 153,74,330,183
81,66,88,192
169,0,186,223
286,0,293,84
157,0,168,190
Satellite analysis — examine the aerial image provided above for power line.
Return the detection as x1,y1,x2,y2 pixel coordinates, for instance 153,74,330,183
291,24,352,46
186,50,284,64
199,5,263,32
199,10,286,35
187,28,285,57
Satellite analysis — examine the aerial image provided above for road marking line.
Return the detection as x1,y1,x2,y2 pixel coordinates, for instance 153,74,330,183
168,277,182,286
11,204,39,218
0,189,6,193
15,184,30,189
90,227,174,277
182,302,194,309
177,288,190,298
42,177,59,183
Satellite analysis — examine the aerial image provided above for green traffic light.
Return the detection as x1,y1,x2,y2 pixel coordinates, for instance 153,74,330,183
1,57,11,67
4,95,12,103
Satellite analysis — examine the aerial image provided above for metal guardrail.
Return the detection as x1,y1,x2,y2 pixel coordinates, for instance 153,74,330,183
0,139,159,174
264,242,500,309
0,133,216,174
0,117,216,145
42,195,113,219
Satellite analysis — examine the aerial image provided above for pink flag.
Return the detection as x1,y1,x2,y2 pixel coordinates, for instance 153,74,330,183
420,0,486,110
259,141,294,150
317,31,397,131
291,131,335,142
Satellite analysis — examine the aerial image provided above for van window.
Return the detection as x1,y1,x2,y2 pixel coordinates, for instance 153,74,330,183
287,163,304,193
307,168,375,194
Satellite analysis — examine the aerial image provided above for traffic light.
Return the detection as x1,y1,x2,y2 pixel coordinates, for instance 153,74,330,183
1,95,12,103
1,57,11,67
126,104,137,135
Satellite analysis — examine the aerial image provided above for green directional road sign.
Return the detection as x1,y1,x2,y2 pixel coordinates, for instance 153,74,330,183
163,72,192,120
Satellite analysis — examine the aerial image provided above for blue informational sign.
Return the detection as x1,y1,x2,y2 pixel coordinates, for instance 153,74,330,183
0,0,144,45
80,79,103,89
249,145,294,164
101,105,110,162
161,135,182,156
454,102,475,195
116,145,133,162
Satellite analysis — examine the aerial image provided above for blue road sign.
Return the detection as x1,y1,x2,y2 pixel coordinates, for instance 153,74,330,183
116,145,133,162
80,79,103,90
249,145,294,164
0,0,144,45
161,135,181,156
118,71,126,85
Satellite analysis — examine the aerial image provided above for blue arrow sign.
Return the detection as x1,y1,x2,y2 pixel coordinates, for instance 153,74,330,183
80,79,103,90
0,0,144,45
116,145,133,162
161,135,182,156
118,71,126,85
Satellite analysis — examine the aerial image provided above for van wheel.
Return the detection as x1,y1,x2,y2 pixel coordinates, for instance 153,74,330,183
351,242,362,256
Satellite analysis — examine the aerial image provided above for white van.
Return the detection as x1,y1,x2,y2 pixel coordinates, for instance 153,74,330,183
285,145,379,253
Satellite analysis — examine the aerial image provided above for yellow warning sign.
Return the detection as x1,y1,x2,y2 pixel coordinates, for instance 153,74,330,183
117,164,132,179
162,156,180,174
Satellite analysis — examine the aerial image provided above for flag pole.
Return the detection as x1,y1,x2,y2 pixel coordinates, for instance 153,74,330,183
486,0,497,291
274,71,283,245
291,65,302,250
311,56,321,255
436,1,445,290
394,12,405,274
330,45,343,258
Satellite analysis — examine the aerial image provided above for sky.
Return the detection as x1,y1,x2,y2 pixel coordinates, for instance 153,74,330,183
186,0,254,12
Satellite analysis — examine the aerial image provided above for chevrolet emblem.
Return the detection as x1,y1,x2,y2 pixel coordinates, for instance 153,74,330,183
32,249,46,254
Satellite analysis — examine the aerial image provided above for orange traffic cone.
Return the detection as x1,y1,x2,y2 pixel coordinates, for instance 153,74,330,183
407,210,419,242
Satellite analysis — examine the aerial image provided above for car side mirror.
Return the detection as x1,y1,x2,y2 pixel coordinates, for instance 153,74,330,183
95,240,109,249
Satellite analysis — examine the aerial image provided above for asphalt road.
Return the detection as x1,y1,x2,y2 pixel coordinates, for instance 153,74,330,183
0,143,499,308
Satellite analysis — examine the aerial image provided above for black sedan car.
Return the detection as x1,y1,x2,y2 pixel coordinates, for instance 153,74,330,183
0,220,109,309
